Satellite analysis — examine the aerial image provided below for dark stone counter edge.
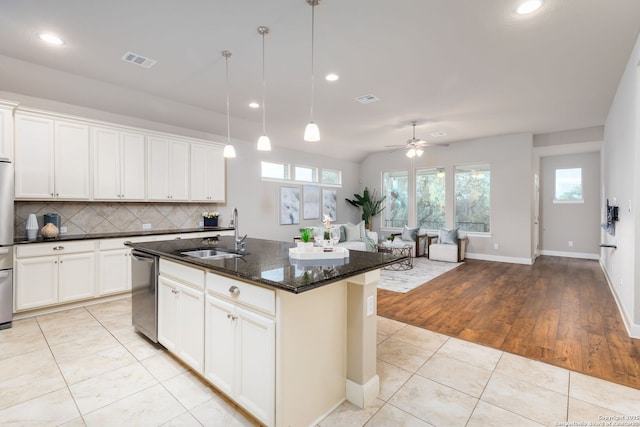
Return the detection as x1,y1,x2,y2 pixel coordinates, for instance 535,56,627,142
128,244,404,295
14,227,234,245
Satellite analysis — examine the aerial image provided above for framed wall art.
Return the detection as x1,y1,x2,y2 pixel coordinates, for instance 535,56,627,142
280,186,301,225
322,188,337,221
303,185,320,219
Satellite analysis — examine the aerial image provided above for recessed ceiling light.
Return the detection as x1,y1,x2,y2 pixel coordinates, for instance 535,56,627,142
39,33,64,46
249,102,260,109
325,73,339,82
430,131,447,137
516,0,542,15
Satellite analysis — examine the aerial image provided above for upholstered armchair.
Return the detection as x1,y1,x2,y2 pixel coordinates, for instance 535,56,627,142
390,226,431,257
428,228,468,262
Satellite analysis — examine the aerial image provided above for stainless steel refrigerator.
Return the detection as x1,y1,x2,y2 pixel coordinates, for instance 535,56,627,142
0,160,14,329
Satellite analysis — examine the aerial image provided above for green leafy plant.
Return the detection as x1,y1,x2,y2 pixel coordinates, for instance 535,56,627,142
299,227,313,243
345,187,386,229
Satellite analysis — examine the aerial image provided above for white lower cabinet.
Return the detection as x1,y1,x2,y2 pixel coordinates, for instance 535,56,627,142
98,248,131,296
15,248,95,311
204,275,275,427
158,261,205,373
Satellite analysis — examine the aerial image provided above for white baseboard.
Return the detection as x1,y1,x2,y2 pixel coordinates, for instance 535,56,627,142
13,292,130,321
599,260,640,339
539,250,600,260
465,252,533,265
346,375,380,408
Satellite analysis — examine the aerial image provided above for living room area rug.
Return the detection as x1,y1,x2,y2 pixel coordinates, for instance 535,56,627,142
378,257,463,293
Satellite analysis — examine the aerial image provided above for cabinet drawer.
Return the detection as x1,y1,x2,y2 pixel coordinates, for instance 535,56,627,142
99,236,152,251
160,259,205,290
206,273,275,315
16,240,96,258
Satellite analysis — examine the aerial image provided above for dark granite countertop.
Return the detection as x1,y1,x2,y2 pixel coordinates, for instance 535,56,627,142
14,227,234,245
127,236,404,294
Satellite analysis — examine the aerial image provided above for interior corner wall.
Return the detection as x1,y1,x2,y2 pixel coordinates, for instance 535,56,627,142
360,133,534,263
602,32,640,337
539,152,601,258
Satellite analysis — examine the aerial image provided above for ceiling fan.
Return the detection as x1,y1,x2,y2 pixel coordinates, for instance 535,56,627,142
385,121,448,158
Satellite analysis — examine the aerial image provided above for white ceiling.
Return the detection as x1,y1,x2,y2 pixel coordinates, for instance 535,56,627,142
0,0,638,162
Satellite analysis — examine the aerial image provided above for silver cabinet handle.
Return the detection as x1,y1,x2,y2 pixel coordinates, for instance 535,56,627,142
228,285,240,295
53,246,64,251
171,289,179,295
226,314,237,321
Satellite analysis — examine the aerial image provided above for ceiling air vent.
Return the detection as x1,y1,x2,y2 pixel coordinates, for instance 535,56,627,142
121,51,157,69
355,93,380,104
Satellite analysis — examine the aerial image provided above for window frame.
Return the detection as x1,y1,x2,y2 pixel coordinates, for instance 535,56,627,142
454,163,491,234
261,161,290,181
382,169,409,229
294,165,318,183
553,167,584,204
320,168,342,186
415,167,446,231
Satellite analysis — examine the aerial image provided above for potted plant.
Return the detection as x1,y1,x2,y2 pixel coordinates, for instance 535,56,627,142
203,212,220,227
345,187,386,230
298,227,314,251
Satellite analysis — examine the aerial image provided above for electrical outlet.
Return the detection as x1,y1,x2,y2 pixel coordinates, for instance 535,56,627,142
493,243,499,250
568,241,574,247
60,226,67,233
142,223,151,230
366,295,375,316
199,220,204,227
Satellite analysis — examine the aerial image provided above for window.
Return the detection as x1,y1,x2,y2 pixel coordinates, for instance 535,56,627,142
261,161,289,180
383,170,408,227
321,169,341,185
295,166,317,182
455,164,490,232
416,168,446,230
554,168,583,202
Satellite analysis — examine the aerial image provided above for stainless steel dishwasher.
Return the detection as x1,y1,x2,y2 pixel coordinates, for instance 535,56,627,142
131,250,159,343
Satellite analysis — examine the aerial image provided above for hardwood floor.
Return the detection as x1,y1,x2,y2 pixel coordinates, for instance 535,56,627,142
377,256,640,390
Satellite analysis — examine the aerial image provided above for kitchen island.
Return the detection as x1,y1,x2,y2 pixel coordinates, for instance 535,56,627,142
128,236,403,427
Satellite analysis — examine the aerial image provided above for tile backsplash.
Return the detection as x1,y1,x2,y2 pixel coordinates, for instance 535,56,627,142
14,201,219,238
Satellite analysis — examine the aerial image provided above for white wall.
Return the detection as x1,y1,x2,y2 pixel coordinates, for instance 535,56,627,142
602,32,640,337
539,152,601,258
360,133,534,264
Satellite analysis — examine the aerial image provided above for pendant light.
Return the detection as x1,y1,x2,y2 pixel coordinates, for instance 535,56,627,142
222,50,236,158
256,26,271,151
304,0,321,142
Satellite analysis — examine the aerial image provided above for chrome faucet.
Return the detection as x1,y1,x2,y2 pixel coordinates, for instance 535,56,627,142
232,207,247,252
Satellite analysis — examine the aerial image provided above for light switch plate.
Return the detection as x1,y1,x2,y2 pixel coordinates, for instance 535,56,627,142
142,223,151,230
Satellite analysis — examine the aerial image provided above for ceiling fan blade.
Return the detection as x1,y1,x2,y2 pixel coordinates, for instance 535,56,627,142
418,141,449,147
384,144,406,148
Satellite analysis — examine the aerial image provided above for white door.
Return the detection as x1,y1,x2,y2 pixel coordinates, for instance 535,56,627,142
14,114,55,199
58,252,95,303
147,136,170,200
177,284,205,373
15,257,58,310
0,107,13,162
235,307,275,427
204,295,236,396
93,126,121,200
98,249,130,295
158,276,179,352
169,140,189,201
533,173,540,261
54,120,90,199
121,132,146,200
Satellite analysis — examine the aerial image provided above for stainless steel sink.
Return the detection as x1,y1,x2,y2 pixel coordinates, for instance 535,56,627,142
181,249,243,260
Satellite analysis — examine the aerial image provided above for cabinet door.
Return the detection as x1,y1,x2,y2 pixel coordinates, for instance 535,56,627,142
204,295,236,396
158,276,179,352
14,114,55,199
147,136,169,200
58,252,95,303
0,107,13,162
168,140,189,201
98,249,130,295
92,127,121,200
209,146,226,202
55,120,90,199
15,256,58,310
190,143,209,202
236,307,275,426
177,283,205,373
121,132,146,200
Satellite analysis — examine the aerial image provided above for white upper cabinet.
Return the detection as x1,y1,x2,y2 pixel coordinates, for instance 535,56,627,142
0,103,16,162
190,143,225,202
15,113,90,200
93,126,145,200
147,136,189,201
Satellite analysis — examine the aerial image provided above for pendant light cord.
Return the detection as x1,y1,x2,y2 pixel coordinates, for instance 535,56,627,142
309,2,315,121
262,31,267,135
224,51,231,144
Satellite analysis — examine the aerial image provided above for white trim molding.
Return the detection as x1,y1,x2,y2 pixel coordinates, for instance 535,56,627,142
465,252,533,265
539,250,599,260
600,260,640,339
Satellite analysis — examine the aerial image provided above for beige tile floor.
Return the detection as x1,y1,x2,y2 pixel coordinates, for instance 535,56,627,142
1,300,640,426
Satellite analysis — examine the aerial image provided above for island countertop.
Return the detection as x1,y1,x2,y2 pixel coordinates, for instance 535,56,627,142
127,236,403,294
